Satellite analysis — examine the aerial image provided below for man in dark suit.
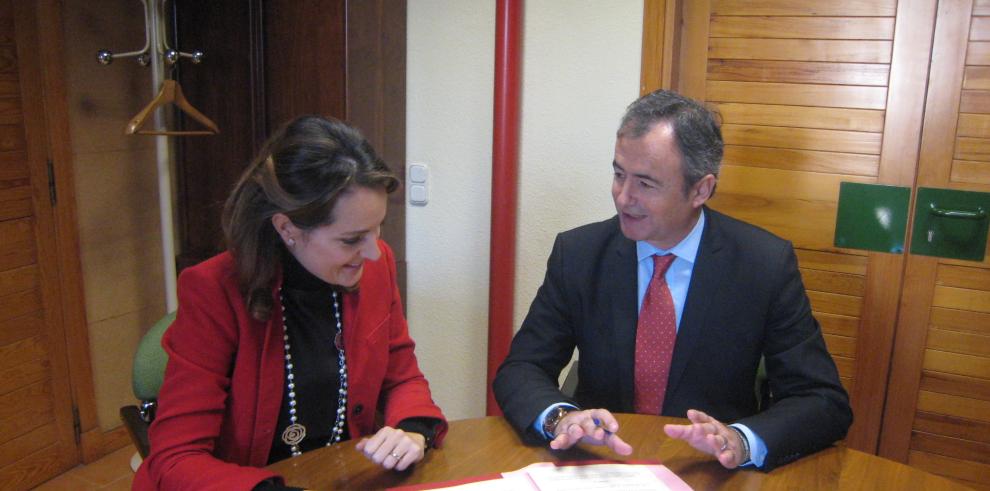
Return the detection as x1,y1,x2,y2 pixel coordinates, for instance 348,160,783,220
493,90,851,470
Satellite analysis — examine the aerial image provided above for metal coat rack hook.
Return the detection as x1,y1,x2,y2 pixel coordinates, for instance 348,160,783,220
95,0,203,67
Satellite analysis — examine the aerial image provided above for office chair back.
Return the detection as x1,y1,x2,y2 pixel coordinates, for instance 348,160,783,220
121,311,174,458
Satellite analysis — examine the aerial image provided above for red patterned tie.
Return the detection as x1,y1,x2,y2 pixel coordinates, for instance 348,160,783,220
634,254,677,415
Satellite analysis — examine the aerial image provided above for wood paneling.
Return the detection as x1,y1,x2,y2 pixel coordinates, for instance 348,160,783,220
955,136,990,160
921,370,990,401
957,112,990,136
960,89,990,112
708,81,887,109
807,291,862,317
926,328,990,358
911,430,990,464
963,66,990,89
708,39,892,63
710,0,897,16
923,350,990,379
0,0,83,485
708,60,890,86
658,0,931,459
823,333,856,358
952,159,990,183
721,124,882,154
966,41,990,65
801,268,866,296
909,450,990,490
174,0,408,287
722,145,878,175
713,103,885,132
709,16,894,40
817,312,859,337
930,306,990,335
795,249,868,275
932,285,990,312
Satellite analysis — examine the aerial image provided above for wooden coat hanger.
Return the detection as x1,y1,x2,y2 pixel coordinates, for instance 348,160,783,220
125,79,220,136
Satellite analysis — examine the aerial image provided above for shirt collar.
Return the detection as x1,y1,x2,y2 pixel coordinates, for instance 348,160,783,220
636,208,705,264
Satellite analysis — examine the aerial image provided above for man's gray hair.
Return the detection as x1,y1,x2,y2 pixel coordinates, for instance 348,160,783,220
618,90,723,193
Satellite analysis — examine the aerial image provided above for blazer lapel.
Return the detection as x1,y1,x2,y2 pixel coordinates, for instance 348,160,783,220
606,230,639,412
665,208,727,403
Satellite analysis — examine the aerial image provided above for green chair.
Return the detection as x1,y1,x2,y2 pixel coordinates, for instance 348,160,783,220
120,311,174,458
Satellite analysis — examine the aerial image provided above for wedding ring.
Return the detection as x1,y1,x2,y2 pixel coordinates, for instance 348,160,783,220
391,452,401,459
719,436,729,452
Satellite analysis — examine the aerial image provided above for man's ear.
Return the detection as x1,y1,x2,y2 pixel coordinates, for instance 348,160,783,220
271,213,298,246
690,174,717,208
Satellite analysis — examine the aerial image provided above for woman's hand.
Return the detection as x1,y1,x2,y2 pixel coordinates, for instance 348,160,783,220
355,426,426,471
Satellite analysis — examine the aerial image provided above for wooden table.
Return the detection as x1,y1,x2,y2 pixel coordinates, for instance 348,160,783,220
268,414,966,490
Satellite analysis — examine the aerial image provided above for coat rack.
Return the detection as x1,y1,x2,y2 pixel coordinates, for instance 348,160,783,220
93,0,213,312
96,0,218,136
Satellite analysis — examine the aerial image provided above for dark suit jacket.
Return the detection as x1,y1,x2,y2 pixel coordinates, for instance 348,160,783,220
493,208,852,470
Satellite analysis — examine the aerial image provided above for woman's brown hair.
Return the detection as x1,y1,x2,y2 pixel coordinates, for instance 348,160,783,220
222,116,399,320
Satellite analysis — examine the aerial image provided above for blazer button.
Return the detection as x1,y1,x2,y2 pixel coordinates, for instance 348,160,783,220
354,404,364,415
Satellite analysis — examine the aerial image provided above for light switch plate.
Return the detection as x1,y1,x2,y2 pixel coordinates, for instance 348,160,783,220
408,163,429,206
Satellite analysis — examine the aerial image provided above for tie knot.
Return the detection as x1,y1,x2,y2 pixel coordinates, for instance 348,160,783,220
653,254,675,279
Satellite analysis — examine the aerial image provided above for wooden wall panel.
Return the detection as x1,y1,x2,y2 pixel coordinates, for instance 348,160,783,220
713,103,885,132
708,60,890,86
709,16,894,40
0,0,89,485
667,0,917,458
879,3,990,485
710,0,897,16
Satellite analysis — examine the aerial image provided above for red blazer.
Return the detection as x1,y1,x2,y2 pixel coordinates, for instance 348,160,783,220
134,241,447,490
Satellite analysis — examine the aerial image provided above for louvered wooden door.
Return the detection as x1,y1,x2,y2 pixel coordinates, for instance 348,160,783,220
654,0,930,456
878,0,990,488
0,1,79,489
649,0,990,486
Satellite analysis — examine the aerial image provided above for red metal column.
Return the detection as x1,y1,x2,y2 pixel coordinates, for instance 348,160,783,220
487,0,523,416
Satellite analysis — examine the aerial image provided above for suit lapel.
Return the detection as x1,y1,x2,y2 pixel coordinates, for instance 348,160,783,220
665,208,727,404
606,227,639,412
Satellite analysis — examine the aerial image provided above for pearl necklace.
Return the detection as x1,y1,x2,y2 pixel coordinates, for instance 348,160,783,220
279,289,348,457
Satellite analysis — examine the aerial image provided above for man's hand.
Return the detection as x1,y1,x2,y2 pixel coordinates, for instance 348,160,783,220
549,408,633,455
663,409,747,468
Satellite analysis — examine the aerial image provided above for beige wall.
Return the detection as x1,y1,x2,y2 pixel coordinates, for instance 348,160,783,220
63,0,166,431
406,0,642,420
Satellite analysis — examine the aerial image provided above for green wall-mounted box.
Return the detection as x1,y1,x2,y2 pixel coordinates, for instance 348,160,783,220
834,182,910,254
910,187,990,262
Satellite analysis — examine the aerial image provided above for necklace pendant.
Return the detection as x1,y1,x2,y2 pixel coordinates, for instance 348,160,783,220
282,423,307,446
334,332,343,351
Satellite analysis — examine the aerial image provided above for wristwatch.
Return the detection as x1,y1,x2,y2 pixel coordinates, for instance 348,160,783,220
542,406,572,438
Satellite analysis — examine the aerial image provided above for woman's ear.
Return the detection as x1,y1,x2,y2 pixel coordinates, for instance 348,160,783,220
271,213,298,247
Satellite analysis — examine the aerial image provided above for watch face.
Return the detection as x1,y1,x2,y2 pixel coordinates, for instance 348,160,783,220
544,407,568,436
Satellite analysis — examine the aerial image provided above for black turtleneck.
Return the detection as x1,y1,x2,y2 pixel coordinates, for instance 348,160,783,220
264,250,439,468
267,249,350,464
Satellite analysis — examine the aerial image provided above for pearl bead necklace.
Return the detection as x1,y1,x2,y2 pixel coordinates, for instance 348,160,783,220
279,289,348,457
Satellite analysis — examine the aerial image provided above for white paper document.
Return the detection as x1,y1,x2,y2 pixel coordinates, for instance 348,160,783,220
518,463,675,491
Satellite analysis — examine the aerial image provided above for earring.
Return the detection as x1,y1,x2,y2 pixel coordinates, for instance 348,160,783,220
286,238,296,247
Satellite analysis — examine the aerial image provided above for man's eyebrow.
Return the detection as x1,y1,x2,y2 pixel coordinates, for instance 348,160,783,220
613,161,660,184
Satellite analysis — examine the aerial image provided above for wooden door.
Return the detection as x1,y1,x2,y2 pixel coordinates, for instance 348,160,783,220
0,0,80,489
174,0,408,294
643,0,935,455
879,0,990,488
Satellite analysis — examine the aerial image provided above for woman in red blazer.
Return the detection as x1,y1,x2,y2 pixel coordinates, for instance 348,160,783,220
134,116,447,490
